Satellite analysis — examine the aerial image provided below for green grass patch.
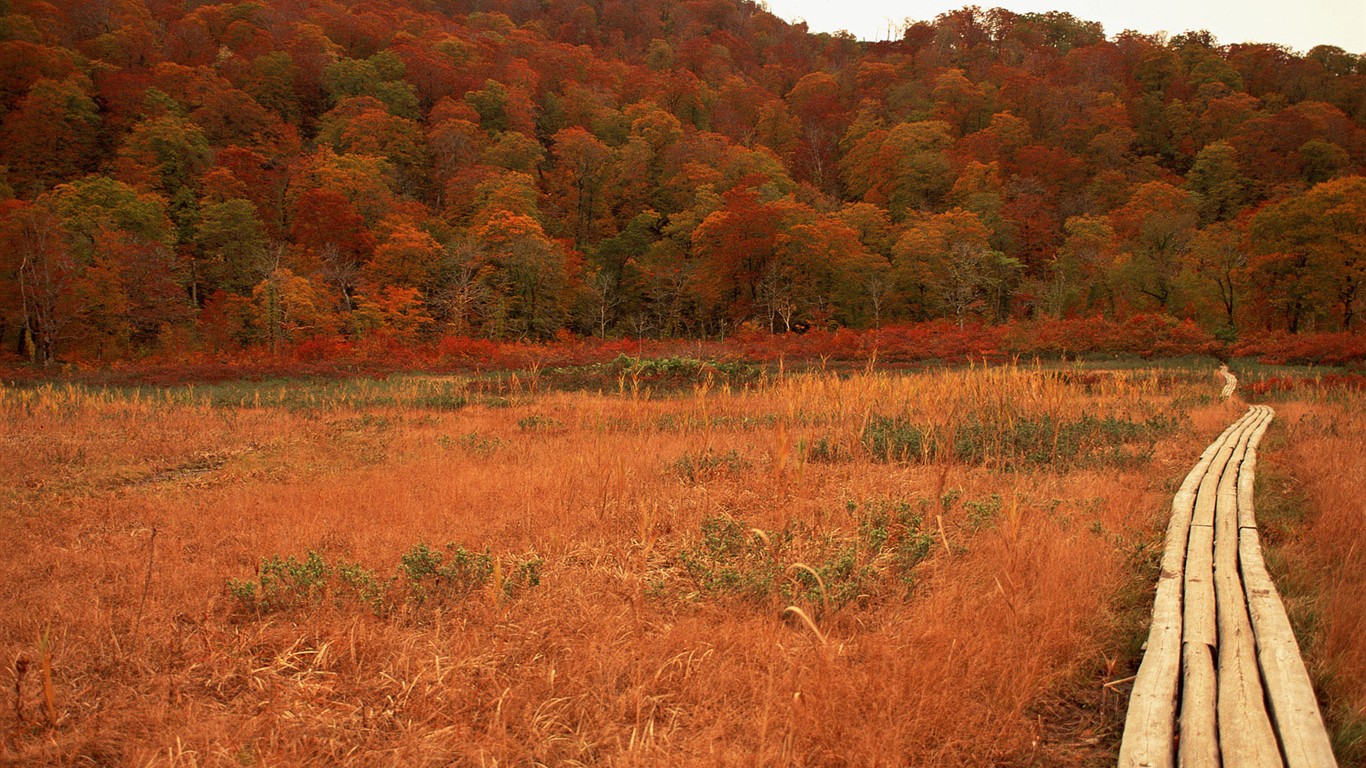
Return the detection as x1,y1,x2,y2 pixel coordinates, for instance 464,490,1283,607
861,411,1182,469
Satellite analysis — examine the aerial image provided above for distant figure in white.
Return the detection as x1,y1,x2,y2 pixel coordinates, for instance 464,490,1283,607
1218,364,1237,399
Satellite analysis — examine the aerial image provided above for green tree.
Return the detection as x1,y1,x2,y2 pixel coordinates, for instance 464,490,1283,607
1185,223,1246,330
1110,182,1198,311
46,175,174,256
471,211,570,339
323,52,420,119
842,121,955,220
1250,176,1366,331
116,115,211,196
196,198,267,296
894,209,1020,325
1186,141,1248,225
1048,215,1119,318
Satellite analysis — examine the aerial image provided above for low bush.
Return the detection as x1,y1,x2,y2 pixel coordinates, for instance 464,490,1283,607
676,503,937,615
227,543,543,617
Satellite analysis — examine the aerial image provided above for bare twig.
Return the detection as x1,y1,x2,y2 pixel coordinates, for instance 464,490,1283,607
38,627,55,725
133,527,158,644
13,655,29,724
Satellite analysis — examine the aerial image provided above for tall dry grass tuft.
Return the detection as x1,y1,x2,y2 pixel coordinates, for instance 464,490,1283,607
0,364,1266,765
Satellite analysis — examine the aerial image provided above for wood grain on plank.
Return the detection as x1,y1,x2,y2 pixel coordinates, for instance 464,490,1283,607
1177,409,1247,768
1180,640,1220,768
1241,528,1336,768
1184,523,1217,647
1192,414,1244,528
1215,408,1282,768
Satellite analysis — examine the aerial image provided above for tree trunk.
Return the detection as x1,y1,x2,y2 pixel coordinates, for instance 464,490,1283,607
1341,279,1357,330
19,324,35,363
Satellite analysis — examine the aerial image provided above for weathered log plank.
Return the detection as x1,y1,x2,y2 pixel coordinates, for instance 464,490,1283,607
1241,528,1336,767
1192,412,1246,528
1179,640,1220,768
1215,407,1282,768
1237,406,1274,531
1236,407,1337,768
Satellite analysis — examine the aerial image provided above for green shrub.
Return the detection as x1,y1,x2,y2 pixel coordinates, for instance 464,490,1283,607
672,449,751,482
862,416,924,461
679,516,781,600
677,502,938,614
227,543,541,617
803,435,848,463
964,495,1003,530
517,414,561,431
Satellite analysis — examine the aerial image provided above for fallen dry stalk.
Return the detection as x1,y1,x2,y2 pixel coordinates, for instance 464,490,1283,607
1104,675,1138,691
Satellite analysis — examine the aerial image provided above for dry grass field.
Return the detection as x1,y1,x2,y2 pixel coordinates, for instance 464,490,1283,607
1,361,1360,766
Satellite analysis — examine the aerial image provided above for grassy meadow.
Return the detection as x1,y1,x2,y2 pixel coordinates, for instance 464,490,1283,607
1,361,1361,766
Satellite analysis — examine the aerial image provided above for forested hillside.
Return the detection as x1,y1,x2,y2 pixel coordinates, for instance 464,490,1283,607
1,0,1363,364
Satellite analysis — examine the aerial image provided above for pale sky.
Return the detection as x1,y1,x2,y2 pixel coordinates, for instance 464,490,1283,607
761,0,1366,54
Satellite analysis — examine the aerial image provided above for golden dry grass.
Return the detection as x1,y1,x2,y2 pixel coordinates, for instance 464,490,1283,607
0,364,1334,766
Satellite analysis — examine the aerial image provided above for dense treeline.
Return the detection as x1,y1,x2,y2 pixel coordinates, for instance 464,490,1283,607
0,0,1363,364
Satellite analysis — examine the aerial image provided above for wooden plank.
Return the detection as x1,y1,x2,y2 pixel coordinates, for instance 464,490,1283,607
1217,614,1283,768
1219,364,1238,399
1215,408,1283,768
1119,410,1255,768
1125,404,1334,768
1171,409,1254,570
1212,418,1250,610
1192,415,1244,527
1184,524,1217,648
1180,410,1230,768
1118,583,1184,768
1241,529,1336,768
1180,408,1254,768
1235,406,1335,767
1240,534,1338,767
1179,641,1220,768
1237,406,1274,531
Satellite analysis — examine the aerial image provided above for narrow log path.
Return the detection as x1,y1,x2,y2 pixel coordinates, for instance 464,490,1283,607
1119,405,1337,768
1218,365,1238,399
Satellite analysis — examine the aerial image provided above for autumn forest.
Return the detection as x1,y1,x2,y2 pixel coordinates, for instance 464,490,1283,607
2,0,1365,365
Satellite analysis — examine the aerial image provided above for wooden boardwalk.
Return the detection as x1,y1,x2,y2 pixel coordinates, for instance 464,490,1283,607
1119,406,1338,768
